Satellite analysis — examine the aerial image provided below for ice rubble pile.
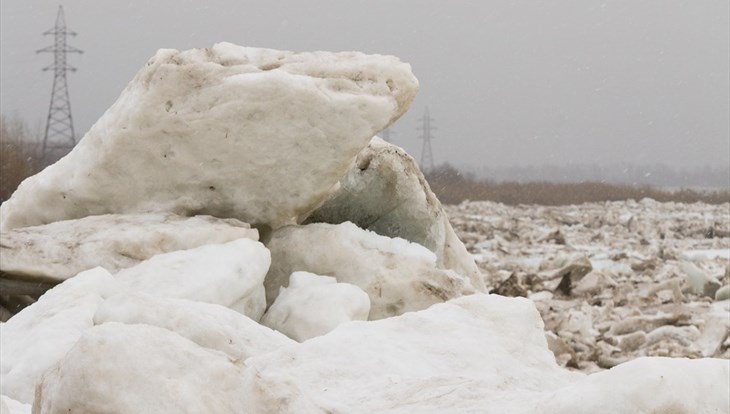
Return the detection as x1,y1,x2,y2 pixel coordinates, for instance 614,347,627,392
0,43,728,413
448,200,730,372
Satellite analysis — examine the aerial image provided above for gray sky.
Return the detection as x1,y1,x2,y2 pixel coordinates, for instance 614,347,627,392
1,0,728,170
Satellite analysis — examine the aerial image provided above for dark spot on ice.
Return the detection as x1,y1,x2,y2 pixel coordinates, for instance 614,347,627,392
260,62,282,71
208,186,216,191
386,79,395,92
165,100,173,112
357,154,373,171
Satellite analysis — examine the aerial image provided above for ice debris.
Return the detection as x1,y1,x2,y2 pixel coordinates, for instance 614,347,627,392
0,42,727,413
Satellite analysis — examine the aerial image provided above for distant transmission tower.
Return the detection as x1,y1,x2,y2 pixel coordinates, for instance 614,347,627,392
38,5,83,163
417,106,436,172
380,126,397,143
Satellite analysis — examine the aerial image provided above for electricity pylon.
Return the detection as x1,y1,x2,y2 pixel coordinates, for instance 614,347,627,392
380,126,397,143
38,5,83,164
417,106,436,172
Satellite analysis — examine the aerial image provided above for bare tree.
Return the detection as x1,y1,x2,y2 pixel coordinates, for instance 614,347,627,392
1,115,43,203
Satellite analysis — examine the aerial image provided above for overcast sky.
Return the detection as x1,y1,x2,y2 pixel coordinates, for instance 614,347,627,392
1,0,728,170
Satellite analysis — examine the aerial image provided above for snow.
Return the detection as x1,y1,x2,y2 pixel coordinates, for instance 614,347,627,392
33,323,248,413
0,396,30,414
0,42,726,413
305,137,484,291
93,292,294,361
8,280,730,412
681,249,730,261
679,261,721,297
536,357,729,413
241,294,580,413
115,238,271,319
261,271,370,341
240,295,729,413
0,213,258,281
1,238,269,403
0,268,118,404
0,43,418,231
265,221,474,319
449,200,730,369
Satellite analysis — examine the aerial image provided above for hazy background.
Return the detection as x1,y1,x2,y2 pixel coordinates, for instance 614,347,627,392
1,0,728,186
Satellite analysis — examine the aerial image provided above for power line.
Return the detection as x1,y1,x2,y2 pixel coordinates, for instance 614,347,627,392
37,5,83,164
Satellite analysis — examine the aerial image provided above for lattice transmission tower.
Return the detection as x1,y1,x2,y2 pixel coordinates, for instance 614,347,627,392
38,5,83,163
380,126,398,143
417,106,436,172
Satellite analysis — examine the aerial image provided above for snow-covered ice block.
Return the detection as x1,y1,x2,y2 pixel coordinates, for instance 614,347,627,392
242,294,730,413
265,222,474,319
0,395,30,414
534,357,729,413
241,294,580,413
94,292,294,362
680,249,730,261
0,213,257,282
0,43,418,231
261,271,370,341
2,239,268,403
680,262,722,297
115,238,270,320
34,323,247,413
0,268,119,404
305,137,484,291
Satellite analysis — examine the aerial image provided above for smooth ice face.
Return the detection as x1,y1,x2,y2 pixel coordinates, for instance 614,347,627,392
115,238,271,320
241,294,730,413
0,395,30,414
261,271,370,341
0,213,257,282
0,268,119,404
305,137,484,291
93,292,294,362
0,42,419,230
534,357,730,414
33,323,248,413
1,239,270,404
241,294,581,413
264,222,474,320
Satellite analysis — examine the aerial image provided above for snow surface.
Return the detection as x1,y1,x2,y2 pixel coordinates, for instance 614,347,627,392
536,357,729,413
1,238,269,403
679,261,722,297
241,294,579,413
11,291,730,413
261,271,370,341
1,41,726,413
93,292,294,362
34,323,248,413
0,213,257,281
1,395,31,414
0,43,418,231
681,249,730,261
265,221,474,319
115,238,271,319
305,137,484,291
240,294,730,413
449,200,730,369
0,269,118,404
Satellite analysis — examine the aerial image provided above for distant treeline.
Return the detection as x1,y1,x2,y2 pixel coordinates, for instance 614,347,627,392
461,163,730,190
425,164,730,205
0,116,44,203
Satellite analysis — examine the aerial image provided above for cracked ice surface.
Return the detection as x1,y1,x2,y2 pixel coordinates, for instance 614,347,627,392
447,199,730,372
